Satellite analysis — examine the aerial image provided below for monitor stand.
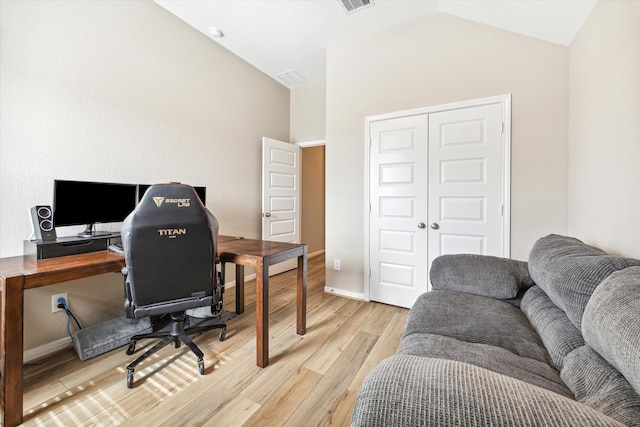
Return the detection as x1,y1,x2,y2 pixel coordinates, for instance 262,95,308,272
78,223,114,238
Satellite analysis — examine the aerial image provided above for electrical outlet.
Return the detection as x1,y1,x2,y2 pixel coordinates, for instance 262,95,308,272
52,292,68,313
334,259,341,271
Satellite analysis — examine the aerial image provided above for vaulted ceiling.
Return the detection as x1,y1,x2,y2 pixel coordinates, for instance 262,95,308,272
155,0,598,87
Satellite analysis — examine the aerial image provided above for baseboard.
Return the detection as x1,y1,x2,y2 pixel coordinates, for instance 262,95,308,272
324,286,365,301
308,249,325,259
223,273,256,289
24,336,72,363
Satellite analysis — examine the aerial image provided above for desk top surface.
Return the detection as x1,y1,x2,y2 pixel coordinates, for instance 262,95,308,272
0,236,306,286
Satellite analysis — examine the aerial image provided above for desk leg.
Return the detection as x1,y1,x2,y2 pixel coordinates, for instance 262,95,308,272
255,258,269,368
235,264,244,315
297,249,307,335
1,276,25,427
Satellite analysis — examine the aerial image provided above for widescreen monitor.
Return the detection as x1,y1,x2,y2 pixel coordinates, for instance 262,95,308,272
53,180,138,237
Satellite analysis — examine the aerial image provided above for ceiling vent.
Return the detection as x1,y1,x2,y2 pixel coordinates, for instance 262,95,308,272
340,0,374,14
276,70,306,86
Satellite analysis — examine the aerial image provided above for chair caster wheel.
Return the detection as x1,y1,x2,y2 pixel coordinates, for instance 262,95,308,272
219,327,226,341
126,342,136,355
198,358,205,375
127,369,134,388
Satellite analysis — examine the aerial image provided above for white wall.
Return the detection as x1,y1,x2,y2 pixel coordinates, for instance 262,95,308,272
290,81,326,143
568,0,640,258
0,1,289,353
325,13,569,296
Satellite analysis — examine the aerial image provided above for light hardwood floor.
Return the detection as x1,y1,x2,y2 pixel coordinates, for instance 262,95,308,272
21,254,409,426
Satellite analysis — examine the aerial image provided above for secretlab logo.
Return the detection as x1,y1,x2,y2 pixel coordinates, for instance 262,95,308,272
158,228,187,238
152,196,191,207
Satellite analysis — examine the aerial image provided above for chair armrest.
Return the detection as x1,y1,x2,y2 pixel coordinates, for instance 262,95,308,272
352,355,625,427
430,254,534,299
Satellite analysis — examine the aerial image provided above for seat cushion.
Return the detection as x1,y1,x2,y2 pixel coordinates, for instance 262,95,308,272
528,234,640,330
399,333,572,397
403,290,552,366
352,354,626,427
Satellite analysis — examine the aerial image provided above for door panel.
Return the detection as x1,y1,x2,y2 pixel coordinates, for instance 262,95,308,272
262,137,300,274
369,115,428,308
427,103,504,270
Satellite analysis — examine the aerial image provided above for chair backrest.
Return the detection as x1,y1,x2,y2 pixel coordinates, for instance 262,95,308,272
121,183,219,318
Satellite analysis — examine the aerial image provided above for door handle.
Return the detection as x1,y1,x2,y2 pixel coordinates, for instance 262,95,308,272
418,222,426,229
264,212,271,218
430,223,440,230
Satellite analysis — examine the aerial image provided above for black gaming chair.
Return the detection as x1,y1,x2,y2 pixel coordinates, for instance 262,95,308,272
120,183,226,388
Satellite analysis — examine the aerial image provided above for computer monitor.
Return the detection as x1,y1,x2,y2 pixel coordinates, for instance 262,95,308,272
53,180,138,237
137,184,206,205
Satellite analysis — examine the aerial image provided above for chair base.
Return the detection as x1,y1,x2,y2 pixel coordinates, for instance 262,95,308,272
125,311,226,388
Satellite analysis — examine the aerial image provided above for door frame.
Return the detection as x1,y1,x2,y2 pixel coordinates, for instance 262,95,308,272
363,94,512,302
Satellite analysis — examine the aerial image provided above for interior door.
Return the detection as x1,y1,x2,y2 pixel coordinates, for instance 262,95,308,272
427,103,506,269
368,100,507,308
262,137,300,274
369,115,429,308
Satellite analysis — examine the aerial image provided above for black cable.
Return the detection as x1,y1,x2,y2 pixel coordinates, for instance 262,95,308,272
24,299,83,366
64,307,83,330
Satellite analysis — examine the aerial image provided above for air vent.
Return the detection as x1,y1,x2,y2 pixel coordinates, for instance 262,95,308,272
276,70,306,86
340,0,374,14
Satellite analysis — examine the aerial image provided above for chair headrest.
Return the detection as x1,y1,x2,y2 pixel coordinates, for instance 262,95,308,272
138,183,205,213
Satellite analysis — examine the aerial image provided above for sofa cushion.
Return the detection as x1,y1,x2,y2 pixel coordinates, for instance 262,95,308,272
528,234,640,330
430,254,535,299
352,354,626,427
521,285,585,370
403,290,552,366
582,267,640,396
561,345,640,427
399,333,572,398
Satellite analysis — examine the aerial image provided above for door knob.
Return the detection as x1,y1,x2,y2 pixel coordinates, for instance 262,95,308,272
264,212,271,217
430,223,439,230
418,222,426,229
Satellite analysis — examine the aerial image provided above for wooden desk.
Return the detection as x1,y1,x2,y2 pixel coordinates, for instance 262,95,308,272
0,237,307,427
218,238,307,368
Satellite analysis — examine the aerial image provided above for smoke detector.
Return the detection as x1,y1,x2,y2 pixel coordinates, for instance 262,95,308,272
340,0,374,14
209,27,224,39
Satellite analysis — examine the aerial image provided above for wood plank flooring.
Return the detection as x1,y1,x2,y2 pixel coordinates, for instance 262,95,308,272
21,254,408,426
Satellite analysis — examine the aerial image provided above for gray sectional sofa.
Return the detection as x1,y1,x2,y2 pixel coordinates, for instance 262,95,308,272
352,234,640,426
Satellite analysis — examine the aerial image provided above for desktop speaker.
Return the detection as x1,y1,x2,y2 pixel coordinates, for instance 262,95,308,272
30,205,57,241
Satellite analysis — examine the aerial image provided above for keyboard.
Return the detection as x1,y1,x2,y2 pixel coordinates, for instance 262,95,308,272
108,242,124,254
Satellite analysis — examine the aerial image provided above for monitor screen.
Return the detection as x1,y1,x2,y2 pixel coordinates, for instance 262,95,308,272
137,184,206,205
53,180,138,236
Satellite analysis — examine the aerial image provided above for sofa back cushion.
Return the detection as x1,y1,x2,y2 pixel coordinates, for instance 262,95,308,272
561,345,640,427
528,234,640,330
521,286,584,370
582,267,640,396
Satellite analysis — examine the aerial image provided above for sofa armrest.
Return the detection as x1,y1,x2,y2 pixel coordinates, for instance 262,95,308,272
352,355,625,427
430,254,534,300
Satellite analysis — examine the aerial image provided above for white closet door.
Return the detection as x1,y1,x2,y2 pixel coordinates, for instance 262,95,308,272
369,115,429,308
427,103,505,269
368,100,507,308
